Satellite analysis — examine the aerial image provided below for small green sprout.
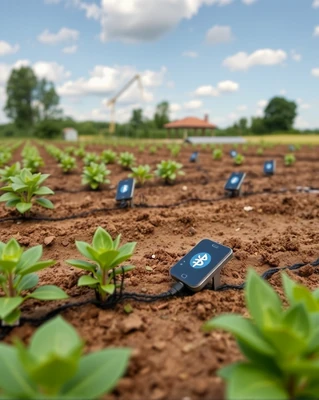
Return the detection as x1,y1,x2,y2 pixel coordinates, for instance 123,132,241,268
0,239,67,325
149,146,157,155
23,155,44,173
0,162,21,183
129,165,153,186
74,146,86,158
156,160,184,184
58,154,77,173
118,152,136,170
204,270,319,400
257,148,264,156
284,153,296,166
234,154,245,165
83,153,100,166
0,169,54,214
213,149,223,160
81,163,110,190
0,149,12,167
170,145,181,158
67,227,136,302
0,316,130,398
101,149,117,164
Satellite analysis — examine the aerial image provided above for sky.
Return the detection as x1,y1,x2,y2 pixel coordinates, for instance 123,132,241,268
0,0,318,129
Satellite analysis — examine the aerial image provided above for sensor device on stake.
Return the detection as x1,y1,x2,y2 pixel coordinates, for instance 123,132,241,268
225,172,246,197
189,151,199,163
264,160,276,176
170,239,233,291
116,178,135,208
230,150,237,158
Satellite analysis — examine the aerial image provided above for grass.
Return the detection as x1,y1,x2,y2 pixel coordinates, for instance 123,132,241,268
244,134,319,145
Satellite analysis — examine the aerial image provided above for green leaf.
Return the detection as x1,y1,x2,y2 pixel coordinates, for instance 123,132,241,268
109,242,136,269
28,285,68,300
92,227,113,251
36,198,54,209
16,273,39,292
101,284,115,295
111,265,135,277
18,259,55,275
6,198,20,207
86,245,102,262
226,363,289,400
98,250,120,269
66,259,96,272
62,349,131,399
34,186,54,195
0,192,20,202
203,314,275,356
78,275,99,287
283,273,319,312
246,268,282,330
113,234,121,250
75,241,95,260
0,297,24,319
16,202,32,214
16,245,42,273
0,344,37,397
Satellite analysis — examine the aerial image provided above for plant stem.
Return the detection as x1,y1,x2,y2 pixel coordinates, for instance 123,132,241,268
8,273,15,297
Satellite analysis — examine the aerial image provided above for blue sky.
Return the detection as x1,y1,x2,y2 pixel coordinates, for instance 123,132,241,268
0,0,318,128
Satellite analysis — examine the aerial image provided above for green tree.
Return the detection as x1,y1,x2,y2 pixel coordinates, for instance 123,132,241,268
154,101,170,129
264,97,297,131
251,117,267,134
36,78,61,120
238,117,248,131
4,67,38,129
130,108,144,129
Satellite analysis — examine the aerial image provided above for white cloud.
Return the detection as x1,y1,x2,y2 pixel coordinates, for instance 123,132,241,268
314,26,319,36
295,116,310,129
255,99,267,117
44,0,62,3
313,0,319,8
223,49,287,71
58,65,166,103
38,27,79,45
34,61,71,82
98,0,234,43
0,41,20,56
257,99,267,108
242,0,257,4
237,104,247,111
280,89,287,95
297,98,311,110
311,68,319,77
182,51,198,58
184,100,203,109
194,80,239,97
170,103,182,112
206,25,234,45
167,81,175,88
63,45,78,54
228,112,238,120
291,49,301,62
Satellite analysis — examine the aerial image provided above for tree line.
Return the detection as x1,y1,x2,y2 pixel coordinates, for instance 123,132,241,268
1,65,315,138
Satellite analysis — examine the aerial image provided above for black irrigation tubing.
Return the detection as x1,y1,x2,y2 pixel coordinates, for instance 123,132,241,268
0,187,318,224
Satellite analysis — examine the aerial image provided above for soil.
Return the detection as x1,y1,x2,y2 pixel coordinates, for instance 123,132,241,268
1,142,319,400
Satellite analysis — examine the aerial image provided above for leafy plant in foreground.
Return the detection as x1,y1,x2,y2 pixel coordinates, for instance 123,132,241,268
284,153,296,166
81,163,110,190
0,316,130,398
129,165,153,186
156,160,184,184
213,148,223,160
203,270,319,400
0,239,67,325
0,162,21,183
59,154,77,173
101,149,117,164
67,227,136,301
234,154,245,165
0,169,54,214
118,152,136,170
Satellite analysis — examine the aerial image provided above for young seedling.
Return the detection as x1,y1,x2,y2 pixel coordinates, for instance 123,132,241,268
118,152,136,170
67,227,136,301
0,149,12,167
203,270,319,400
101,149,117,164
257,148,264,156
284,153,296,166
74,146,86,158
0,169,54,214
234,154,245,165
58,154,77,173
129,165,153,186
213,149,223,160
0,316,130,398
83,152,100,166
23,155,44,173
0,239,67,325
81,162,110,190
0,162,21,183
149,145,157,155
156,160,184,184
170,145,181,158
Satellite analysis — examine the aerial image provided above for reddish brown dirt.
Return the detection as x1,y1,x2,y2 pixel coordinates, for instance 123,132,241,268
1,142,319,400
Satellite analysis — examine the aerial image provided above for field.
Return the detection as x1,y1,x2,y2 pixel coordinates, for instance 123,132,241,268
1,141,319,400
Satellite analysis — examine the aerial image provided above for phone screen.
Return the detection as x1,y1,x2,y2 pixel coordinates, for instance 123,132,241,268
170,239,232,290
116,178,135,201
